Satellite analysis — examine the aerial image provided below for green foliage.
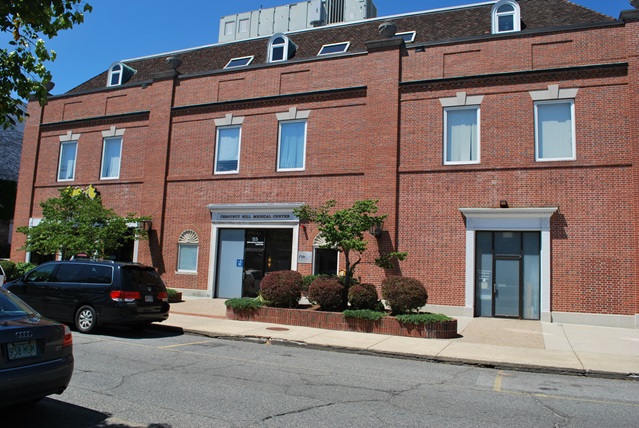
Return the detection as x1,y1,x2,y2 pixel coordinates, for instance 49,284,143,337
16,185,149,260
347,283,380,310
342,309,386,321
381,276,428,315
259,270,302,308
395,313,452,325
14,261,36,278
0,1,93,128
0,259,17,280
224,297,264,311
294,199,387,296
307,276,344,311
375,251,408,270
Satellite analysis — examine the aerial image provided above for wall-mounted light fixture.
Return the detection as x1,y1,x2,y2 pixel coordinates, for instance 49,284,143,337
369,219,384,237
499,200,509,208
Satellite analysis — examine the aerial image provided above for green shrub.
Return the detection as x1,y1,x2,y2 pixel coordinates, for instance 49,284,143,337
0,260,17,281
381,276,428,315
259,270,302,308
342,309,386,321
15,262,37,279
348,283,380,310
224,297,264,311
307,276,344,311
395,313,452,325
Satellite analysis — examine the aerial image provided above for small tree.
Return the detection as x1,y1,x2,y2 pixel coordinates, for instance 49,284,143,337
17,185,149,260
1,1,93,128
294,199,406,305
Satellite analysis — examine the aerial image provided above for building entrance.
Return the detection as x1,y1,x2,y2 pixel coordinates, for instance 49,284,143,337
475,231,540,319
215,228,293,298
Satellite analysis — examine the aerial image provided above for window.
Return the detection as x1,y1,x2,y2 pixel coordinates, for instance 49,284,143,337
177,230,199,273
224,56,254,69
268,33,296,63
396,31,416,43
107,62,136,87
491,0,521,34
58,141,77,181
317,42,350,56
215,126,241,174
277,120,306,171
444,107,480,164
101,137,122,179
534,100,575,161
238,18,249,33
224,21,235,36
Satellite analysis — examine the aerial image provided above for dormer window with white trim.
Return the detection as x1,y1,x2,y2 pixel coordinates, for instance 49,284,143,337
396,31,416,43
492,0,521,34
268,33,296,63
317,42,350,56
225,56,254,69
107,62,136,87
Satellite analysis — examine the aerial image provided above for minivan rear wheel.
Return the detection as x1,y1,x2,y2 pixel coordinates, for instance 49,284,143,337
75,305,98,333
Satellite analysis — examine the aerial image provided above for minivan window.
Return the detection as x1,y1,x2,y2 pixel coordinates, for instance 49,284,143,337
79,265,113,284
121,267,162,290
54,264,83,282
25,264,57,282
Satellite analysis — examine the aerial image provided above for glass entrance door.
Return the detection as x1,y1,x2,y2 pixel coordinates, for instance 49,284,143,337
475,231,540,319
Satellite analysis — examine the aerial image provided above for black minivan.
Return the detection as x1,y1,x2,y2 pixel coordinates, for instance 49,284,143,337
4,260,170,333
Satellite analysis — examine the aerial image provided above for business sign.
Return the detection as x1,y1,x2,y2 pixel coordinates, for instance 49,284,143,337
297,251,312,264
211,212,297,222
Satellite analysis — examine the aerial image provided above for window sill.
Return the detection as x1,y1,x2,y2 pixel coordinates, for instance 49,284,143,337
175,270,198,275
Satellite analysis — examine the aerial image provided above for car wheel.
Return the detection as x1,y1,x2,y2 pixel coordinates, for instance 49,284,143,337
75,305,98,333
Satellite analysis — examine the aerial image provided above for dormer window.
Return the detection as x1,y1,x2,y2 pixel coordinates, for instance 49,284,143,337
492,0,521,34
318,42,350,56
268,33,296,63
107,62,136,87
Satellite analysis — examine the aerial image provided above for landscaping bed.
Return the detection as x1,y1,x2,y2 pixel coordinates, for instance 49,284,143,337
226,305,458,339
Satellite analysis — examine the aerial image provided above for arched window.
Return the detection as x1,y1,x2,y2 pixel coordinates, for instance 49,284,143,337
491,0,521,34
177,230,199,273
268,33,296,63
107,62,137,87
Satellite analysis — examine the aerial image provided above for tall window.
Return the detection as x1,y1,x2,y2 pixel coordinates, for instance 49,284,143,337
444,106,480,165
268,34,295,63
101,137,122,179
535,100,575,161
491,0,521,34
177,230,199,273
278,120,306,171
58,141,77,181
215,126,241,174
108,64,122,86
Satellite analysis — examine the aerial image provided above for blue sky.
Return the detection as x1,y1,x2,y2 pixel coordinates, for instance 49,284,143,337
27,0,633,94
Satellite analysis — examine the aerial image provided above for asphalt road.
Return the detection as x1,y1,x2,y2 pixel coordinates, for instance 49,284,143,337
6,326,639,427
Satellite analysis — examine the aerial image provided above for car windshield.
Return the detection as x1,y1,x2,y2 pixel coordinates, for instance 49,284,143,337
0,289,39,319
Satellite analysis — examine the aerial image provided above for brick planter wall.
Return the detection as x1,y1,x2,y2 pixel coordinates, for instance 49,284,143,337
226,306,458,339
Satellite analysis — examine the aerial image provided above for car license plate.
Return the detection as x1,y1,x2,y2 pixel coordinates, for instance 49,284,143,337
8,340,37,360
145,295,153,302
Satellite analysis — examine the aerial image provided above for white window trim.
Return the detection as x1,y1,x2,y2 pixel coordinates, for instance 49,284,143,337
317,41,350,56
56,131,82,182
107,63,123,87
177,230,200,274
443,106,481,165
533,99,576,162
277,119,307,172
100,136,123,180
268,33,292,63
396,31,416,43
491,0,521,34
224,56,254,69
214,125,242,175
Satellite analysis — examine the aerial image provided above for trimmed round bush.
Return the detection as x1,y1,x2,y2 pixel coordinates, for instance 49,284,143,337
307,276,344,311
259,270,303,308
348,283,380,310
381,276,428,315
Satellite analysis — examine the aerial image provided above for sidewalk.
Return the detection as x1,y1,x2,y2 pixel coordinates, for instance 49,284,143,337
161,297,639,380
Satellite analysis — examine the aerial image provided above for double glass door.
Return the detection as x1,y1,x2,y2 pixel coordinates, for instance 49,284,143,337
475,231,540,319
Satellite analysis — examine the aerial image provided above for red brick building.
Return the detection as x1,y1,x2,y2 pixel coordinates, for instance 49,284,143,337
11,0,639,328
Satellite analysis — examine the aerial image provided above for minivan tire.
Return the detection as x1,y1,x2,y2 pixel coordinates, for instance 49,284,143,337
75,305,98,333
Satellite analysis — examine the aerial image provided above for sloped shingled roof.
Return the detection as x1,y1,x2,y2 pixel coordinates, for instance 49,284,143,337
67,0,615,95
